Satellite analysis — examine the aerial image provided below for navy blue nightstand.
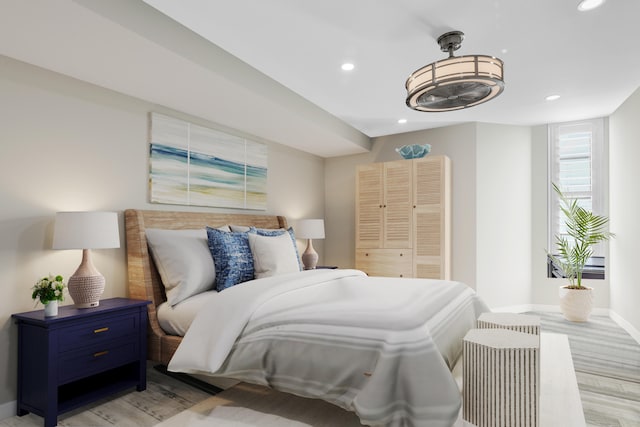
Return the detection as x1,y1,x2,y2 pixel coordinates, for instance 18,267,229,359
12,298,150,427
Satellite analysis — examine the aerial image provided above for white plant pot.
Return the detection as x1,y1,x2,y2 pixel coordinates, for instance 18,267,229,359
559,286,593,322
44,300,59,317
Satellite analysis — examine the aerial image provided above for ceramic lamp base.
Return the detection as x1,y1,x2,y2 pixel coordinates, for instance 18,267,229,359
302,239,319,270
68,274,104,308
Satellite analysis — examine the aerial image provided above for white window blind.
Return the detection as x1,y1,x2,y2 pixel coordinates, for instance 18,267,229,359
548,118,606,259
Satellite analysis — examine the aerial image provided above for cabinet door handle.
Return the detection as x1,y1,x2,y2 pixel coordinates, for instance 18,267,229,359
365,253,369,256
93,350,109,358
399,253,403,256
93,327,109,334
400,274,404,277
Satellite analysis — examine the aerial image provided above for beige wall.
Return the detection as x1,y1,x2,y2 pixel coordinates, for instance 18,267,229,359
0,56,326,407
609,86,640,333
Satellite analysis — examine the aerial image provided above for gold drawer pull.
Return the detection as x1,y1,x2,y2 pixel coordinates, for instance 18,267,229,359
93,350,109,358
93,327,109,334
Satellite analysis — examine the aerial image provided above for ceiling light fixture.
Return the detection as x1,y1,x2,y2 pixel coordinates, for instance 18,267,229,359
341,63,355,71
577,0,606,12
398,119,407,124
545,94,561,101
406,31,504,112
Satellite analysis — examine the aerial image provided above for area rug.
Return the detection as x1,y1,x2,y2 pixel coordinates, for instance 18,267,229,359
152,382,364,427
530,312,640,381
528,312,640,426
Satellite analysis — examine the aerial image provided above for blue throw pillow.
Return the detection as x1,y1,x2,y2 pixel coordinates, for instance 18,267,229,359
206,227,255,291
256,227,303,271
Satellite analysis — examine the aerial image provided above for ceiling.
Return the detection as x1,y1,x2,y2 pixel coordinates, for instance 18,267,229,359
2,1,640,158
143,0,640,137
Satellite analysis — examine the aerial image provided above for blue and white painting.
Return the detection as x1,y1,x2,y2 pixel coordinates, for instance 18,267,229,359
149,113,267,210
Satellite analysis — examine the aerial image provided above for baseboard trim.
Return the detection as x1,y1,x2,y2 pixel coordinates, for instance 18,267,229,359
0,400,16,422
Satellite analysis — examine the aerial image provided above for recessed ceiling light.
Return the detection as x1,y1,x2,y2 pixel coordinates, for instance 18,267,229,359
545,94,561,101
341,63,355,71
398,119,407,124
577,0,605,11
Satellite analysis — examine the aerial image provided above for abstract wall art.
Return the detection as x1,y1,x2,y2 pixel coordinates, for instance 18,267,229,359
149,113,267,210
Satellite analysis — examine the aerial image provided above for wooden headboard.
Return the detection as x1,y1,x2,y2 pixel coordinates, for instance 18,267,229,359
124,209,288,365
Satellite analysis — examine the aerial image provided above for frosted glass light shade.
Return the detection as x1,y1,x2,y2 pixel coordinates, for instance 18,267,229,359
53,211,120,249
296,219,325,239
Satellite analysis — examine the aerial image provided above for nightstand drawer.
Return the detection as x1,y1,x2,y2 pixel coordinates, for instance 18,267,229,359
58,339,139,384
58,313,139,351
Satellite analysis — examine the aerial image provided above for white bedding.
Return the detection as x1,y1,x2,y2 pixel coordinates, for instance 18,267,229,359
157,290,219,336
168,269,488,427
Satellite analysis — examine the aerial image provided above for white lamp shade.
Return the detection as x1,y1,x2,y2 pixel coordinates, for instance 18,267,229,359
53,211,120,250
296,219,325,239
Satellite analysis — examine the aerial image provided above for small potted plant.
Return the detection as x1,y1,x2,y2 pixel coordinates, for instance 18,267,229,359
32,274,65,317
549,183,614,321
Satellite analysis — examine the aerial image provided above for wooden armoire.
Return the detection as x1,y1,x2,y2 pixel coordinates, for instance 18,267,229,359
355,155,451,279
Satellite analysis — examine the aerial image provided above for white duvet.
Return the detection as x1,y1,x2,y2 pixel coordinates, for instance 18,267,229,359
168,269,488,427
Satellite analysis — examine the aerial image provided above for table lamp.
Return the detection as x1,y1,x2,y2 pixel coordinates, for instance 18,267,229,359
296,219,325,270
52,211,120,308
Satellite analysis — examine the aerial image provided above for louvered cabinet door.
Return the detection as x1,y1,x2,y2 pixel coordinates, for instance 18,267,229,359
413,156,451,280
383,160,413,249
355,163,384,249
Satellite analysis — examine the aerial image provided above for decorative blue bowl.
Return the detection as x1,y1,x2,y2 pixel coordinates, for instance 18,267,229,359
395,143,431,159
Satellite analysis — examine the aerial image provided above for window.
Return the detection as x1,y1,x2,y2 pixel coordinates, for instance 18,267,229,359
547,118,607,279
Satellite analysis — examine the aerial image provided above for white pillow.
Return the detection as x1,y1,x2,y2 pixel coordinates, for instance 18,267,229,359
146,227,226,306
248,232,301,279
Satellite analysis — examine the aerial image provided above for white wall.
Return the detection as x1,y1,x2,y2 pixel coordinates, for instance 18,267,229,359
0,56,326,407
609,86,640,333
475,123,532,308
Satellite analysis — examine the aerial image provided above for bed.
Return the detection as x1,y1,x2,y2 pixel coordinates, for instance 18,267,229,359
125,209,288,365
125,209,488,427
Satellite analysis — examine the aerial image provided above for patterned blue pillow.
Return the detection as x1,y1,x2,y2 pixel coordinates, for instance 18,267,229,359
206,227,255,291
256,227,302,271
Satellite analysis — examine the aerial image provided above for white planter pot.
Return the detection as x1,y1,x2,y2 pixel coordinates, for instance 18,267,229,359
44,300,58,317
559,286,593,322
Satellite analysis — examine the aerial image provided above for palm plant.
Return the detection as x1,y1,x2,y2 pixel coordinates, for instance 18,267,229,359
550,183,614,288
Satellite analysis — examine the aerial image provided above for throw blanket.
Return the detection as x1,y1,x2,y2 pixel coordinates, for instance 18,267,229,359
169,269,488,427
